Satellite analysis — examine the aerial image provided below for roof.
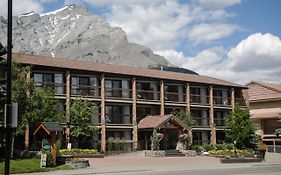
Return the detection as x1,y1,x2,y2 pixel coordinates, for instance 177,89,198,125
34,122,63,135
250,108,281,119
247,81,281,102
6,53,245,88
138,114,187,129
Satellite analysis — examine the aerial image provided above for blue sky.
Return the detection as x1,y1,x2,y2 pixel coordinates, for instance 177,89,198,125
0,0,281,84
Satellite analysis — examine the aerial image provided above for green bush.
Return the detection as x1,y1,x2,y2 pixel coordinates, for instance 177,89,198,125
59,149,97,155
214,144,223,150
190,145,204,152
208,149,251,156
202,144,214,152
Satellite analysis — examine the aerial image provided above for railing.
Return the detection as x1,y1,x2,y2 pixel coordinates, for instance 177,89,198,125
190,94,209,105
235,98,247,107
213,96,231,106
267,145,281,153
192,140,210,145
35,82,66,95
136,90,160,101
105,114,132,125
71,85,100,97
214,118,226,127
193,117,210,127
105,87,132,99
164,91,185,103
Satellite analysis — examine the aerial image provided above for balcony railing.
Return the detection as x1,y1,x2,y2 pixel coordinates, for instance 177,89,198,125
35,82,66,95
136,90,160,101
193,117,210,127
190,94,210,105
71,85,100,97
213,96,231,106
105,114,132,125
105,87,132,99
235,98,247,107
214,118,226,127
164,91,185,103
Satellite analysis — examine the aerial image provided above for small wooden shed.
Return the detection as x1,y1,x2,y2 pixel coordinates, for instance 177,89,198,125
34,122,63,166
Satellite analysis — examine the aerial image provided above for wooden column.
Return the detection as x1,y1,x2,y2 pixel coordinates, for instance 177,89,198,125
132,77,138,150
185,83,192,142
209,86,216,144
24,69,31,150
65,70,71,145
160,80,165,115
100,74,106,152
51,134,57,166
185,83,190,112
231,88,235,111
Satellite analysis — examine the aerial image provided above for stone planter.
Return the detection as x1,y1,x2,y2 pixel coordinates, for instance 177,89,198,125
179,150,197,157
65,159,90,169
145,150,165,157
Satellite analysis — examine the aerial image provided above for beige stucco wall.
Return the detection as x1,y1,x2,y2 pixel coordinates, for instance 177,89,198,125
250,100,281,110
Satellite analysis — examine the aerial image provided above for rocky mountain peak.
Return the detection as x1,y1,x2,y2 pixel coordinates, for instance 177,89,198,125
0,5,173,68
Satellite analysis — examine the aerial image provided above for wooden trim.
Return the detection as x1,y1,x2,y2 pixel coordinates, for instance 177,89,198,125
132,77,138,150
100,74,106,152
231,88,235,111
209,86,216,144
186,83,190,112
65,70,71,144
160,80,165,115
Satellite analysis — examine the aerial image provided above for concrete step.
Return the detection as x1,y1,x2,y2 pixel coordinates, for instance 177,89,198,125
165,149,185,157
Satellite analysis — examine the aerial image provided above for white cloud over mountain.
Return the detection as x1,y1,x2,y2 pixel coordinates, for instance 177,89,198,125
0,0,44,16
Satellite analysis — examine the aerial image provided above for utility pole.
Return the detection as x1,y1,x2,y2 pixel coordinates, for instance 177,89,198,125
5,0,13,174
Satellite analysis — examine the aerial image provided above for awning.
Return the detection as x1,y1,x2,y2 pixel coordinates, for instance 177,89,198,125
138,114,188,130
250,108,281,119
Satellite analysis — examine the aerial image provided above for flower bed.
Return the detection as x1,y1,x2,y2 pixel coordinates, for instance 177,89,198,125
59,149,97,155
208,149,252,157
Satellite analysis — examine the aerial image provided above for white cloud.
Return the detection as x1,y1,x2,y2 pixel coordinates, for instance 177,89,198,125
196,0,241,9
188,23,239,45
106,1,192,50
82,0,169,7
0,0,44,17
162,33,281,84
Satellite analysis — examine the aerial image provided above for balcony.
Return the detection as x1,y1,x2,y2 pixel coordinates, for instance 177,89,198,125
190,94,209,105
164,91,185,103
193,117,210,128
214,118,226,127
235,98,247,107
71,84,100,97
213,96,231,106
105,87,132,99
105,114,132,125
137,90,160,101
35,82,65,95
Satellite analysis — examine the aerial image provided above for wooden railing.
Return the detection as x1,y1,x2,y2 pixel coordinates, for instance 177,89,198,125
105,87,132,99
213,96,231,106
136,90,160,101
71,85,100,97
190,94,210,105
193,117,210,127
164,91,185,103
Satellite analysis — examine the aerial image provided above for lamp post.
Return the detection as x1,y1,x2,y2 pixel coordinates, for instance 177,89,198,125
5,0,13,174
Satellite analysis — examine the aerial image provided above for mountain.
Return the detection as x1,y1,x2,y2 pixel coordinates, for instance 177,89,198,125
0,5,172,68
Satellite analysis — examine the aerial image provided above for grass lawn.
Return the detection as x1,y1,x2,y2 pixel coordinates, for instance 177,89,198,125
0,158,70,174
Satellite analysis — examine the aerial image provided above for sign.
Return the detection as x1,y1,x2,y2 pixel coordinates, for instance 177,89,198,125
43,144,51,151
40,153,47,168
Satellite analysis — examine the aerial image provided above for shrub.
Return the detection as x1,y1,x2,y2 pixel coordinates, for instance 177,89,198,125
202,144,214,152
108,137,114,152
208,149,251,156
59,149,97,155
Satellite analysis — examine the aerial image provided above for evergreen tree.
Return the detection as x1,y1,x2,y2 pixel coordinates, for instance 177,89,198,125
225,105,258,149
68,96,98,148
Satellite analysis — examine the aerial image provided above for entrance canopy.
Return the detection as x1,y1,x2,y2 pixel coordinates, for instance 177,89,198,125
138,114,187,130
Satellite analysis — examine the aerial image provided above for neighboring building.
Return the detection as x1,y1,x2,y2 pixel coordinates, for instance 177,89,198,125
248,81,281,146
0,53,247,151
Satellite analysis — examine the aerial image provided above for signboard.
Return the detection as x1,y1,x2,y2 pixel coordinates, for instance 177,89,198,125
40,153,47,168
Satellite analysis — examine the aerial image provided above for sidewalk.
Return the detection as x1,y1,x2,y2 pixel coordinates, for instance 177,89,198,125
19,155,268,175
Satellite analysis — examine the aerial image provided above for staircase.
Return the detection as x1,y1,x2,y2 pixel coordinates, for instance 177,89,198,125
165,149,185,157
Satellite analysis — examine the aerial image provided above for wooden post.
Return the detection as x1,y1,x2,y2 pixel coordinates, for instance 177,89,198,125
100,74,106,152
24,69,31,150
51,134,57,166
160,80,165,115
231,88,235,111
209,86,216,144
186,83,190,112
65,70,71,145
132,77,138,150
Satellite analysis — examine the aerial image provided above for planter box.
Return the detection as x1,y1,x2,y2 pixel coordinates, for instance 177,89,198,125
65,159,90,169
220,157,263,163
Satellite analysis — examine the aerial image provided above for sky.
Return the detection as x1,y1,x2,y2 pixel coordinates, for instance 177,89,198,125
0,0,281,84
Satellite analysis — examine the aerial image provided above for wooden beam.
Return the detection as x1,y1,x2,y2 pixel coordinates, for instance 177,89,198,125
51,134,57,166
100,74,106,152
65,70,71,145
186,83,190,112
160,80,165,115
231,88,235,111
132,77,138,150
209,86,216,144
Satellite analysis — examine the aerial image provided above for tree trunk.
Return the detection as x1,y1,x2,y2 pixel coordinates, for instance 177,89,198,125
75,137,79,148
24,124,29,150
11,132,15,158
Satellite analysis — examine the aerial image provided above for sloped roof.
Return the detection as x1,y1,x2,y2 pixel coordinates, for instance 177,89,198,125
34,122,63,136
5,53,246,88
248,81,281,102
138,114,187,129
